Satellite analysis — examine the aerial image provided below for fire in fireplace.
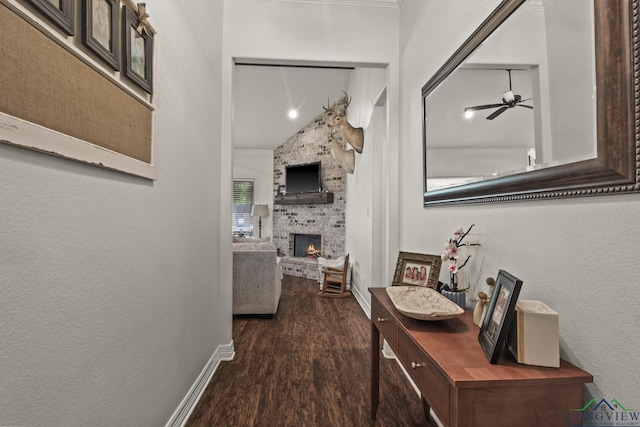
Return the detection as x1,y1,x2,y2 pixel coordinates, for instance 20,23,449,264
306,244,321,258
293,234,321,258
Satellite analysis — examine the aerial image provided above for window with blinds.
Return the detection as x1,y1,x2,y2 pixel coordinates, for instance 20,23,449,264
233,179,255,236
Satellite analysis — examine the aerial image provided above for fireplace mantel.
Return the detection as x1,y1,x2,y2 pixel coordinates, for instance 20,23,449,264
274,192,334,205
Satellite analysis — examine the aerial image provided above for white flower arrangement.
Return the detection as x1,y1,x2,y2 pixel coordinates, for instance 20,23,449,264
441,224,480,291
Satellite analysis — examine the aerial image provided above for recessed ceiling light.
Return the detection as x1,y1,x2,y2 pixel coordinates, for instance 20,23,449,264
288,109,298,119
464,110,474,119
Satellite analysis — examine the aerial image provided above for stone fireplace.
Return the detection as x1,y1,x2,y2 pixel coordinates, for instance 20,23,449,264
272,110,346,279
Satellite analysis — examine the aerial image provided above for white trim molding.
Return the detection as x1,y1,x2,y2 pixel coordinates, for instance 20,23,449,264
165,341,235,427
0,113,157,180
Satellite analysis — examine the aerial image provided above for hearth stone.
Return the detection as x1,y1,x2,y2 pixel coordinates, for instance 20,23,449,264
279,256,319,280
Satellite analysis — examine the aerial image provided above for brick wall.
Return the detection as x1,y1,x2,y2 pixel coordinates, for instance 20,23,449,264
273,111,347,279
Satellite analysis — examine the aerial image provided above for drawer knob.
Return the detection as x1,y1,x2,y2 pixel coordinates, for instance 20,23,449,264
411,362,423,369
377,317,388,323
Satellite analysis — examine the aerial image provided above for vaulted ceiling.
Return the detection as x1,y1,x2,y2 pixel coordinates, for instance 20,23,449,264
232,0,399,150
232,64,352,150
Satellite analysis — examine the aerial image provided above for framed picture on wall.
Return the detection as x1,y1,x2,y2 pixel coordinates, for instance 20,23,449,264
392,252,442,289
122,3,153,93
478,269,523,364
27,0,75,35
82,0,120,70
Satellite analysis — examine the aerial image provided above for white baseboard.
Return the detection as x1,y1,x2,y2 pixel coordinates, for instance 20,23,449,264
382,341,396,359
351,284,371,318
165,340,235,427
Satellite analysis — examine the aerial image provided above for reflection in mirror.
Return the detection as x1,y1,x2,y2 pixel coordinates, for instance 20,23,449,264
422,0,637,206
425,0,596,192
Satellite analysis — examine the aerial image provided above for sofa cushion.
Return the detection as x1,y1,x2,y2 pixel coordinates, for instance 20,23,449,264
233,236,271,243
233,242,275,251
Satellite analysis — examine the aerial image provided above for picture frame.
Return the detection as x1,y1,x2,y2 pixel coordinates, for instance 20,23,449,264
26,0,75,35
122,4,153,94
82,0,120,70
478,270,523,364
392,251,442,289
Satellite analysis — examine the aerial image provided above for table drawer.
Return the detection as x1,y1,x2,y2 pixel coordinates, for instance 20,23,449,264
397,331,450,426
371,298,398,351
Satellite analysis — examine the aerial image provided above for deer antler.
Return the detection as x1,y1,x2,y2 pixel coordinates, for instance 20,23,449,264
340,91,351,109
322,98,335,113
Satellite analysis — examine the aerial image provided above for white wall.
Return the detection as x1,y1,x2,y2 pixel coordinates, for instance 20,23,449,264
344,68,388,299
0,1,228,425
400,0,639,407
233,149,275,238
224,0,398,65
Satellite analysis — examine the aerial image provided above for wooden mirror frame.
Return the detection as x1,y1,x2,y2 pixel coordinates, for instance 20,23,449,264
422,0,638,206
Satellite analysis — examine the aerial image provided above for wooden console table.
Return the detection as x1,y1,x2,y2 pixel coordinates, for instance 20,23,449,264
370,287,592,427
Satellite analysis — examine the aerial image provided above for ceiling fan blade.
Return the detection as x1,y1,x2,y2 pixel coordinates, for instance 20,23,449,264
518,97,532,103
517,104,534,109
465,103,505,112
486,106,508,120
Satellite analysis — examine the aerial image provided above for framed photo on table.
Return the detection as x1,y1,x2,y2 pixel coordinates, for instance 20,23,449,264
479,269,523,364
122,3,153,93
392,251,442,289
27,0,75,35
82,0,120,70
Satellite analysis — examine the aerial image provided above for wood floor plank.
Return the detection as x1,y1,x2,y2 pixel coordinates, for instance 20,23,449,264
185,275,428,427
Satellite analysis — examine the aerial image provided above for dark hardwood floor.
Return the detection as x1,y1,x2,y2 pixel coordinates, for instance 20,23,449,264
185,275,429,427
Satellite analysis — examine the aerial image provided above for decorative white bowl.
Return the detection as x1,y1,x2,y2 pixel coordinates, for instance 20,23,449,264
386,286,465,321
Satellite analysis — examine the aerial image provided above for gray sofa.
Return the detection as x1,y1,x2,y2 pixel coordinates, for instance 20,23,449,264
232,240,282,316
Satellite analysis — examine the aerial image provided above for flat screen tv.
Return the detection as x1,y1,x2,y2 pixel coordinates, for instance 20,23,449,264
285,162,322,194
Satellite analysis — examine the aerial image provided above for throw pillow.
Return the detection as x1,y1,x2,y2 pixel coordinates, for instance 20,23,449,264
318,256,345,269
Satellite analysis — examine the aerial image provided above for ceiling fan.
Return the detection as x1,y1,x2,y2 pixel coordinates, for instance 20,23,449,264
464,69,533,120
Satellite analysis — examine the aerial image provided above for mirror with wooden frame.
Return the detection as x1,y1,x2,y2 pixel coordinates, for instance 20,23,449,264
422,0,638,206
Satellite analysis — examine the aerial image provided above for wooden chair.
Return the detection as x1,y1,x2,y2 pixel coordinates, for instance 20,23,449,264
320,254,351,297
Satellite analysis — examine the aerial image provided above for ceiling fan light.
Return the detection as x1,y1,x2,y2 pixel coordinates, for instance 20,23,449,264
502,90,515,103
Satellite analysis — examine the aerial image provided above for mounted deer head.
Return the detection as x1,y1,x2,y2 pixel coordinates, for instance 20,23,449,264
327,134,355,174
322,91,364,153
